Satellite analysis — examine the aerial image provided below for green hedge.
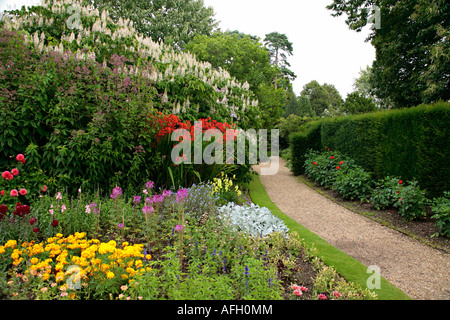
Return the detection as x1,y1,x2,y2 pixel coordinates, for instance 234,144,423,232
290,102,450,197
289,120,323,175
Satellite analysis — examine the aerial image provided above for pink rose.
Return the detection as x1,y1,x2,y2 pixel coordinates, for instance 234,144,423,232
11,168,19,176
16,154,25,164
10,189,18,197
19,189,27,196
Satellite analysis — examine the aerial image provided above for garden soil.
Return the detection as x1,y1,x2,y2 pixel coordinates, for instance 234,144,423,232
253,157,450,300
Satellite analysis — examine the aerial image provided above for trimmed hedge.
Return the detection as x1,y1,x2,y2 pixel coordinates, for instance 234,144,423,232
290,102,450,197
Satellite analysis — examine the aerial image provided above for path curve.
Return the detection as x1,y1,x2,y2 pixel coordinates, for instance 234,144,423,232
254,157,450,300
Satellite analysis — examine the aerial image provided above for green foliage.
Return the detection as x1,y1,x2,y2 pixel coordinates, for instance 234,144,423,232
83,0,218,51
430,192,450,238
332,167,373,201
289,102,450,197
289,120,323,175
370,177,427,221
276,115,312,150
328,0,450,108
301,81,344,117
343,91,378,115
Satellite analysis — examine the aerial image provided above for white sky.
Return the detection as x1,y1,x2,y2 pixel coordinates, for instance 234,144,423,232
203,0,376,97
1,0,376,97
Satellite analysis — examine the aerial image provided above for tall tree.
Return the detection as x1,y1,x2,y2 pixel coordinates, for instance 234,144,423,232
263,32,296,88
185,31,277,92
327,0,450,108
301,80,343,117
83,0,218,50
343,91,378,115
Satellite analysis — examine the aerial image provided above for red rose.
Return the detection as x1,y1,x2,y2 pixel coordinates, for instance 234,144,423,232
51,219,59,227
313,162,317,165
11,168,19,176
0,190,4,196
32,227,40,233
399,180,403,184
336,166,340,170
29,218,37,225
2,171,13,181
339,161,344,165
16,154,25,164
330,156,334,159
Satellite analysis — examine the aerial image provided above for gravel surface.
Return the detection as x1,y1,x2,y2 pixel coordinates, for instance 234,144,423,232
254,157,450,300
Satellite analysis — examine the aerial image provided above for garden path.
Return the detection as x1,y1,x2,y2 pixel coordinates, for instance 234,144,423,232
253,156,450,300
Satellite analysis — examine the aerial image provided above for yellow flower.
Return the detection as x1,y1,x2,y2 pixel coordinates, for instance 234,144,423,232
106,271,115,279
30,257,39,265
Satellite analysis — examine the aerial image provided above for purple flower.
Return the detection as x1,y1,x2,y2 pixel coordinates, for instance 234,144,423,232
152,194,164,203
133,196,141,204
176,188,189,203
145,181,155,189
142,206,154,215
110,187,123,199
118,223,124,229
244,265,249,276
162,190,172,198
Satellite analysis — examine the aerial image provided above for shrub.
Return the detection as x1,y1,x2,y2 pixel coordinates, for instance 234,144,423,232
370,177,427,221
430,192,450,238
332,167,373,201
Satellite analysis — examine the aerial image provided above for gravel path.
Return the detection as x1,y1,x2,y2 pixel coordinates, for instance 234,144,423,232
254,157,450,300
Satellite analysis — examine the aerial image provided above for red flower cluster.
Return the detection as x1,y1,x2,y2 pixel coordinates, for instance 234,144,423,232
2,171,13,181
13,203,30,217
0,204,8,220
151,113,236,144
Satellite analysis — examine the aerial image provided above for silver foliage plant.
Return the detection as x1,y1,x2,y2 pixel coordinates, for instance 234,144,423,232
217,203,289,237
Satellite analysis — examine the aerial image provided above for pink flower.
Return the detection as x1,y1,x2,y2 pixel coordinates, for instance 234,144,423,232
56,192,62,200
16,154,25,164
2,171,13,181
291,285,301,291
49,209,54,215
10,189,18,197
293,289,302,296
333,291,342,298
1,190,4,196
11,168,19,176
40,185,48,192
19,189,27,196
142,206,154,215
300,286,308,292
318,294,327,300
61,205,67,213
175,225,184,232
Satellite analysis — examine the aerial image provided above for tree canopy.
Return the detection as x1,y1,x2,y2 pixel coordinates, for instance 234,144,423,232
327,0,450,108
82,0,218,50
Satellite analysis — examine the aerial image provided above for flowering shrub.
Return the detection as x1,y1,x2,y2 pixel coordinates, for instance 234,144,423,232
370,177,427,221
332,166,374,201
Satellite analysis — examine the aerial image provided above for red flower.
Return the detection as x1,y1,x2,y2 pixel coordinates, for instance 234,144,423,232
336,166,340,170
40,185,48,192
29,217,37,225
16,154,25,164
11,168,19,176
51,219,59,227
10,189,18,197
399,180,403,184
330,156,334,159
32,227,40,233
19,189,27,196
313,162,317,165
339,161,344,165
0,190,4,196
2,171,13,181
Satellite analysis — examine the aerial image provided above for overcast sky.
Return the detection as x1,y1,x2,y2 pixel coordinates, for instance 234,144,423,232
203,0,376,97
1,0,376,97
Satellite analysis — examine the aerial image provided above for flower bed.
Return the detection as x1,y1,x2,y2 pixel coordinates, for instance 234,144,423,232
0,163,377,300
